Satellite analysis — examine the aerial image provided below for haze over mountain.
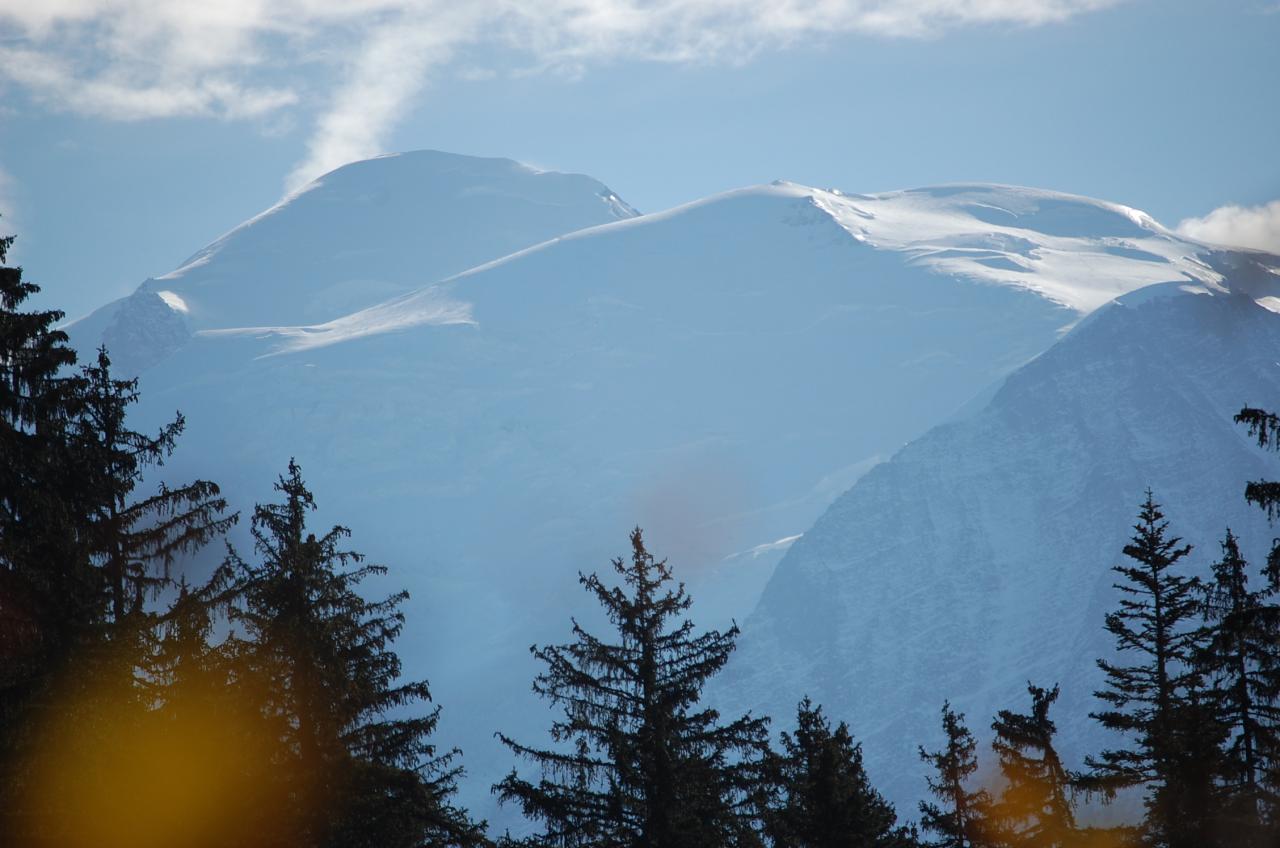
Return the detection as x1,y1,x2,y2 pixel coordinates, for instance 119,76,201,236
65,150,1280,825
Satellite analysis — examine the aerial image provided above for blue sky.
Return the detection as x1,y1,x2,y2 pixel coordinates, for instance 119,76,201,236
1,0,1277,320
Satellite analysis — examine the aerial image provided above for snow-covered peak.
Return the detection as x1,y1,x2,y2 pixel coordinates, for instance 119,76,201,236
160,150,638,289
67,150,639,369
438,178,1230,317
794,182,1227,313
223,178,1262,358
183,176,1280,369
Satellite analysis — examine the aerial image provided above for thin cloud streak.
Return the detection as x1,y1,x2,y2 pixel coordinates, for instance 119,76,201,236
285,6,483,192
0,1,1126,191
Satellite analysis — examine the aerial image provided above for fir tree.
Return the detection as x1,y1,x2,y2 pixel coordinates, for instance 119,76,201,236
224,460,483,848
918,702,994,848
73,347,234,629
1081,492,1224,848
767,697,917,848
0,228,91,663
494,527,771,848
69,346,234,718
1199,530,1280,845
148,577,227,717
0,229,98,824
989,684,1077,848
144,576,297,846
1235,407,1280,835
1235,407,1280,521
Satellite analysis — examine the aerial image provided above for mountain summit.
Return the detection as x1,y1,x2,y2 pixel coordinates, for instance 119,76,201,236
69,150,638,371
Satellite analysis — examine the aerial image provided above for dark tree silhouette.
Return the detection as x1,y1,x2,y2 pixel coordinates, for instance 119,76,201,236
1234,405,1280,827
74,347,233,629
1198,530,1280,845
1235,408,1280,521
918,702,993,848
0,229,99,826
224,460,483,848
989,684,1078,848
1082,493,1224,848
767,697,916,848
495,527,771,848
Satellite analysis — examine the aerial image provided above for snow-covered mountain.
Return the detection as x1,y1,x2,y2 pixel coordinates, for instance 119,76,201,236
720,264,1280,816
65,151,1276,826
67,150,638,372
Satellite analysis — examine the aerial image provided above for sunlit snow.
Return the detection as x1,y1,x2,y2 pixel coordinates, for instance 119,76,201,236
154,290,189,313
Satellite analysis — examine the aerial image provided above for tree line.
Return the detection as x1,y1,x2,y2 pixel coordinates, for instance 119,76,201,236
2,230,1279,848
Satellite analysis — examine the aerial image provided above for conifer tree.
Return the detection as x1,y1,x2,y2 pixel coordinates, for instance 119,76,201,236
767,697,917,848
1197,530,1280,845
224,460,483,848
918,702,993,848
148,578,227,716
1236,407,1280,828
1081,493,1224,848
73,347,234,630
495,527,771,848
989,684,1077,848
143,575,297,845
69,346,234,716
0,230,98,823
0,229,91,659
1235,407,1280,521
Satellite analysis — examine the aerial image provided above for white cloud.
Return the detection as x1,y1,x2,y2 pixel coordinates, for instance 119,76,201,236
1177,200,1280,255
0,47,297,120
0,0,1125,190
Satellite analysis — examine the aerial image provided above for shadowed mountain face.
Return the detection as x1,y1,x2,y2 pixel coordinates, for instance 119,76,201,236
62,150,1279,825
719,282,1280,816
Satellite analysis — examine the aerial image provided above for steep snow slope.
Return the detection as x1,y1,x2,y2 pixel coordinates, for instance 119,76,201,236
66,155,1255,825
720,266,1280,818
816,184,1220,312
68,150,637,371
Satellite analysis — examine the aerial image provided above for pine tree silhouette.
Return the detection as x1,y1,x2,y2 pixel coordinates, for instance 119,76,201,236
918,702,993,848
1234,408,1280,521
767,696,917,848
224,460,484,848
0,228,99,827
74,347,233,629
495,527,771,848
989,684,1078,848
1198,530,1280,846
1233,403,1280,831
1081,492,1225,848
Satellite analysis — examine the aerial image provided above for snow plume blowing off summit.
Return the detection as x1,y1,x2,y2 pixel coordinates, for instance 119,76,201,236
1178,199,1280,255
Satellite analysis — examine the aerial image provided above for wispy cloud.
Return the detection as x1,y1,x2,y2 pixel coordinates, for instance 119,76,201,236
0,1,1125,191
1177,200,1280,254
